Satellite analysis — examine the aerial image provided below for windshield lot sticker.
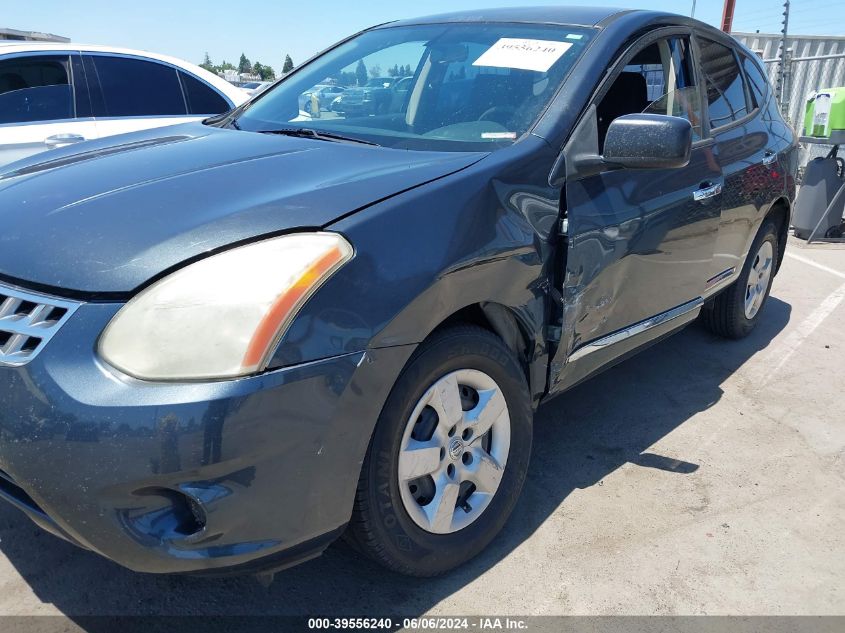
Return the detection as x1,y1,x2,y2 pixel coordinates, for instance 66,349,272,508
481,132,517,139
473,38,573,72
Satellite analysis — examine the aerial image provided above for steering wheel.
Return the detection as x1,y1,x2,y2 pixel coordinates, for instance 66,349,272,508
478,106,516,126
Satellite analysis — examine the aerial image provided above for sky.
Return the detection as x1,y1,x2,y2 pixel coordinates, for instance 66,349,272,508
3,0,843,73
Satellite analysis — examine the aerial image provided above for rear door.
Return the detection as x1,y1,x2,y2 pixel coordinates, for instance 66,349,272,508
696,36,786,289
83,54,195,138
551,30,722,392
0,52,96,166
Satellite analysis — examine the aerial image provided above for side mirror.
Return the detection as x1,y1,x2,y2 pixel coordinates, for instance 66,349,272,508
603,114,692,170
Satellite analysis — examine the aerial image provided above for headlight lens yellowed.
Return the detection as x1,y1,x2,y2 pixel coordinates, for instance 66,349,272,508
98,232,353,381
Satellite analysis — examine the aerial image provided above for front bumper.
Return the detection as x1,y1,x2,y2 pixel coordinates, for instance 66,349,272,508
0,300,415,574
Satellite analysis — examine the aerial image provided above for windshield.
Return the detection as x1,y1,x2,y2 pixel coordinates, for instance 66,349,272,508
234,23,595,151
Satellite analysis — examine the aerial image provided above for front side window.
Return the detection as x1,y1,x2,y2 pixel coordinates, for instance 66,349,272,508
0,55,73,124
89,56,186,117
597,36,703,148
697,38,750,130
234,23,595,151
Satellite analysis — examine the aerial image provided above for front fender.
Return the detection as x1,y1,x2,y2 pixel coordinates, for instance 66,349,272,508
268,138,563,404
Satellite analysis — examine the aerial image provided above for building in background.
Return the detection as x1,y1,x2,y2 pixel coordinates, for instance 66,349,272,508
734,32,845,128
218,68,261,87
0,27,69,43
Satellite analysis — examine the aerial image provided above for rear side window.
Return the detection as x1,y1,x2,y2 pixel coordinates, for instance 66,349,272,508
179,71,230,114
741,54,770,108
89,55,186,116
0,55,73,124
697,38,750,130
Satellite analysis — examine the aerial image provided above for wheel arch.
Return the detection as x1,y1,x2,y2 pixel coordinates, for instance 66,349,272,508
764,196,791,274
418,301,545,407
432,302,531,363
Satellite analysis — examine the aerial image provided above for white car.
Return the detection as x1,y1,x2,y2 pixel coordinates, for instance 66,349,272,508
299,84,346,115
0,43,248,166
241,81,272,96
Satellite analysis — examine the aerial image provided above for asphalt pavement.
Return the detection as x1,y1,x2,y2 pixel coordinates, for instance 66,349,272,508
0,235,842,622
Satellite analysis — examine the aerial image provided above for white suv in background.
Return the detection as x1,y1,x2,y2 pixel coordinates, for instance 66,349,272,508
0,43,248,166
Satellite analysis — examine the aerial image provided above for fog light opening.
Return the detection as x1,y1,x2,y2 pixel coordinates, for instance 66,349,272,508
173,493,207,537
127,487,208,541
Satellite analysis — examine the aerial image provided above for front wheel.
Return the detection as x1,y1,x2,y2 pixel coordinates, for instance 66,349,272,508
702,218,779,338
346,325,532,576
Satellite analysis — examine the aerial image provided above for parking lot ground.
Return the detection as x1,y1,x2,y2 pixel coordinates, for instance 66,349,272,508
0,235,842,619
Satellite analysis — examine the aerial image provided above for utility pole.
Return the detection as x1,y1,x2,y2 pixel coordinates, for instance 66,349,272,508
721,0,736,32
776,0,792,118
691,0,697,18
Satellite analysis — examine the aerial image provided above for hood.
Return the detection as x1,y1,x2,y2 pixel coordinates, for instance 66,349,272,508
0,123,485,295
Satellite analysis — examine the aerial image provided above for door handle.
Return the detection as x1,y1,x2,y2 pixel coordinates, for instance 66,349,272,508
762,150,778,166
693,181,723,202
44,134,85,148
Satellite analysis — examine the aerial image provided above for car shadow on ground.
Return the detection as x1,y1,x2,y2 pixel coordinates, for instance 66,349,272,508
0,298,791,620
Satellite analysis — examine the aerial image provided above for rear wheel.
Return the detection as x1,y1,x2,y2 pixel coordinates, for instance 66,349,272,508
702,219,779,338
346,325,532,576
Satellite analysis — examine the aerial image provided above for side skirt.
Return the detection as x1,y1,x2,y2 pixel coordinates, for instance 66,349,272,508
546,298,704,396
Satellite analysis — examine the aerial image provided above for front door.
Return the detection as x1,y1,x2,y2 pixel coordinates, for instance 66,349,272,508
0,52,96,167
551,33,722,392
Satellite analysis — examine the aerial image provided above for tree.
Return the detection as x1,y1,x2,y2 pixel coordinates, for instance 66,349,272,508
355,59,368,86
260,65,276,81
252,61,264,78
404,64,412,76
238,53,252,74
369,64,382,78
388,64,398,77
199,52,214,72
282,54,294,74
332,70,357,86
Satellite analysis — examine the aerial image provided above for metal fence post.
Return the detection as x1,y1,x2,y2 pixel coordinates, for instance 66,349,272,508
782,47,793,123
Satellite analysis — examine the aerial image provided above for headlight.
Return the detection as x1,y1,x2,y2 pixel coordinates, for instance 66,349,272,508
99,232,353,381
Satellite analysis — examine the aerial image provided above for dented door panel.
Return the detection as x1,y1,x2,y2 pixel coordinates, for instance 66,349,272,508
551,144,721,393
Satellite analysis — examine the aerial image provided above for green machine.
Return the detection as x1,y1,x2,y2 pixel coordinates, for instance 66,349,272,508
796,87,845,242
804,87,845,144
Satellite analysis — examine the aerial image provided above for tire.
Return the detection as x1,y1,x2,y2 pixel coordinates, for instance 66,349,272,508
702,218,780,339
346,325,532,576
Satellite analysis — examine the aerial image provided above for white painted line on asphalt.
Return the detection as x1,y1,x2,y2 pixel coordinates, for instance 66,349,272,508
785,252,845,280
763,280,845,384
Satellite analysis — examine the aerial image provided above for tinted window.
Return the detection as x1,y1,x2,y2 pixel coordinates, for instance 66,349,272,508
90,56,186,116
179,71,230,114
698,38,750,130
0,55,73,124
741,54,770,108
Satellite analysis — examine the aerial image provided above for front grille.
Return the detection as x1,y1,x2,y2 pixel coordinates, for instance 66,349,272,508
0,282,80,367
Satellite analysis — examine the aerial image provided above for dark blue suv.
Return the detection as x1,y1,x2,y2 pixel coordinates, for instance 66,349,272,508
0,7,796,577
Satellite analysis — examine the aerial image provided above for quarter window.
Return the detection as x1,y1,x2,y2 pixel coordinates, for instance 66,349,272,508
89,56,186,117
741,54,770,108
179,71,230,114
0,55,73,124
697,38,751,130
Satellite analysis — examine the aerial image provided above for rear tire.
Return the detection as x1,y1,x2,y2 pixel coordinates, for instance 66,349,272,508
346,325,532,576
702,218,779,339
